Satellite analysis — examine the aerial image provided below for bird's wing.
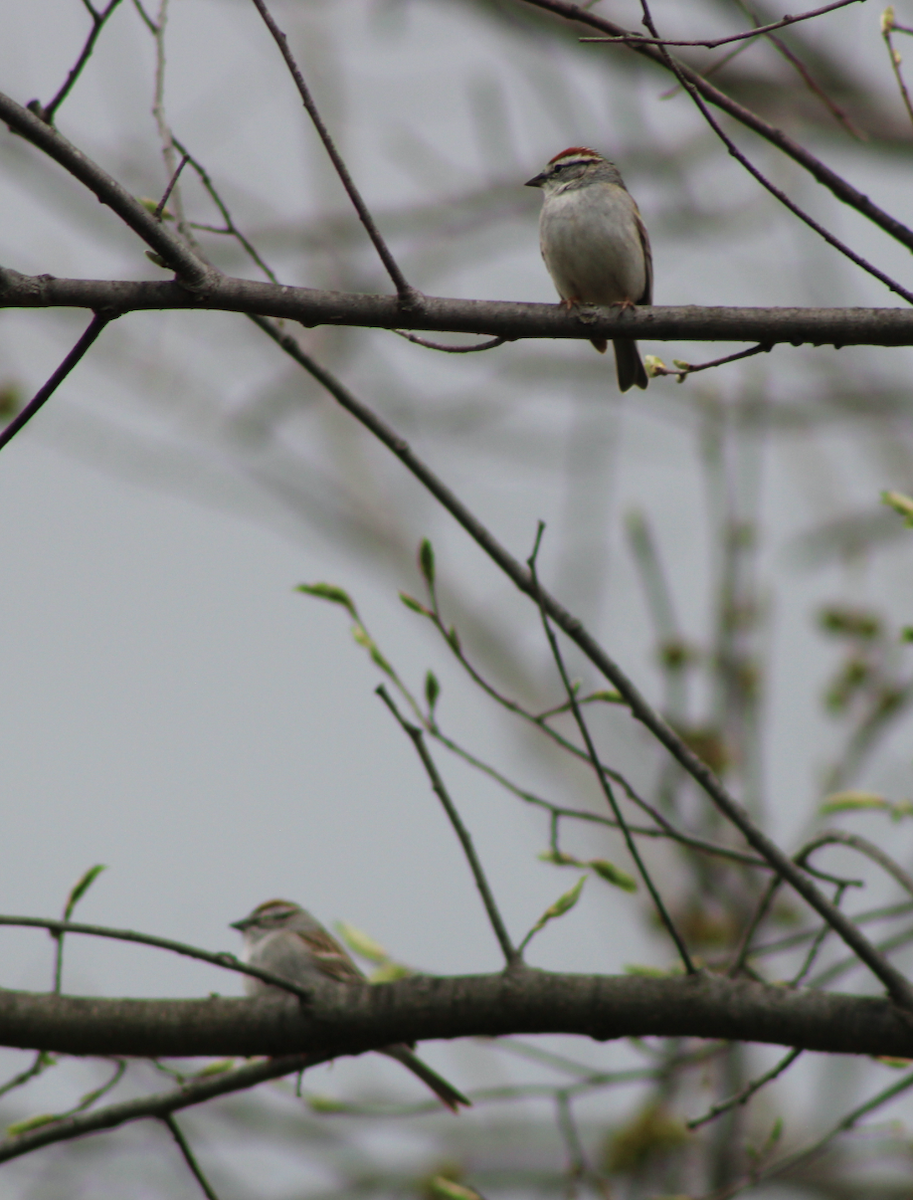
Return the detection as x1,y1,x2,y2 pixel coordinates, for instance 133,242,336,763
295,927,365,983
635,206,653,306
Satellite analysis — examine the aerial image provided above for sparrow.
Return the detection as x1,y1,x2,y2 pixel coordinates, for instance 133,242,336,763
231,899,470,1112
526,146,652,392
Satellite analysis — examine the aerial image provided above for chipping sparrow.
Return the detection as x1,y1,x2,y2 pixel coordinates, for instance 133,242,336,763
526,147,652,393
231,899,470,1112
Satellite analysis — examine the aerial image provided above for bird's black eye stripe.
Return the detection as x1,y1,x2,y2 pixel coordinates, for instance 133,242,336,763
551,159,592,174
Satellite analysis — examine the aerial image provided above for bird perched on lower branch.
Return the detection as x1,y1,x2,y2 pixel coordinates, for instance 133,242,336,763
231,898,470,1112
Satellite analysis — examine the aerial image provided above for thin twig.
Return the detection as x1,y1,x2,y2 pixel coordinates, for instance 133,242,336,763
527,523,696,975
883,10,913,132
688,1047,802,1130
713,1067,913,1198
0,1053,318,1164
748,899,913,961
392,331,507,353
245,312,913,1009
132,0,158,33
427,716,768,869
376,685,520,967
37,0,125,124
0,1053,56,1102
790,882,850,987
149,0,199,252
0,914,314,1000
581,0,863,48
555,1090,588,1187
0,92,212,282
163,1114,221,1200
651,343,773,382
155,153,189,221
660,38,753,98
414,600,751,865
757,23,867,140
0,314,111,454
809,923,913,989
171,136,279,284
637,0,913,306
249,0,418,304
799,829,913,897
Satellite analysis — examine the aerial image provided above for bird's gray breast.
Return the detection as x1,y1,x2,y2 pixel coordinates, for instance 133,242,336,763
539,184,646,306
243,930,325,996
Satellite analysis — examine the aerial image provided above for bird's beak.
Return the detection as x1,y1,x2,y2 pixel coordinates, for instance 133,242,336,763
229,918,249,931
524,171,546,188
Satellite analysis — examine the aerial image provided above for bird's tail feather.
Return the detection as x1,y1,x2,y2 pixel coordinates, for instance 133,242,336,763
612,338,648,392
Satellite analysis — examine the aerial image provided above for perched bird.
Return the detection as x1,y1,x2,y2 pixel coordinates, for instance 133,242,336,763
231,899,470,1112
525,146,652,393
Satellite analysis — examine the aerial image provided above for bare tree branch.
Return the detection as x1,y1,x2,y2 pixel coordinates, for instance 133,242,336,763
527,525,696,975
2,269,913,347
0,1052,319,1165
34,0,126,124
376,686,521,968
249,0,418,304
162,1114,222,1200
1,973,913,1059
0,314,111,453
0,90,212,284
0,915,315,1000
581,0,864,50
636,0,913,304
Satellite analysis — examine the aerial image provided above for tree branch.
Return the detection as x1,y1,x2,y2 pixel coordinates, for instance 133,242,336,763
0,313,111,452
0,90,212,285
2,270,913,346
0,1051,318,1164
249,0,418,304
582,0,863,49
1,973,913,1059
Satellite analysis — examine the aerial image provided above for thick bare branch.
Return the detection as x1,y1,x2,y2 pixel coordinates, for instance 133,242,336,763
1,973,913,1059
2,270,913,347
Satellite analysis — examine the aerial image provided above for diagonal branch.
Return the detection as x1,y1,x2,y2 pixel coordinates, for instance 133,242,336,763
514,0,913,254
36,0,126,124
249,0,418,304
376,686,521,967
0,1051,319,1165
162,1114,221,1200
0,313,111,453
0,91,212,285
0,914,315,1000
527,526,695,974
